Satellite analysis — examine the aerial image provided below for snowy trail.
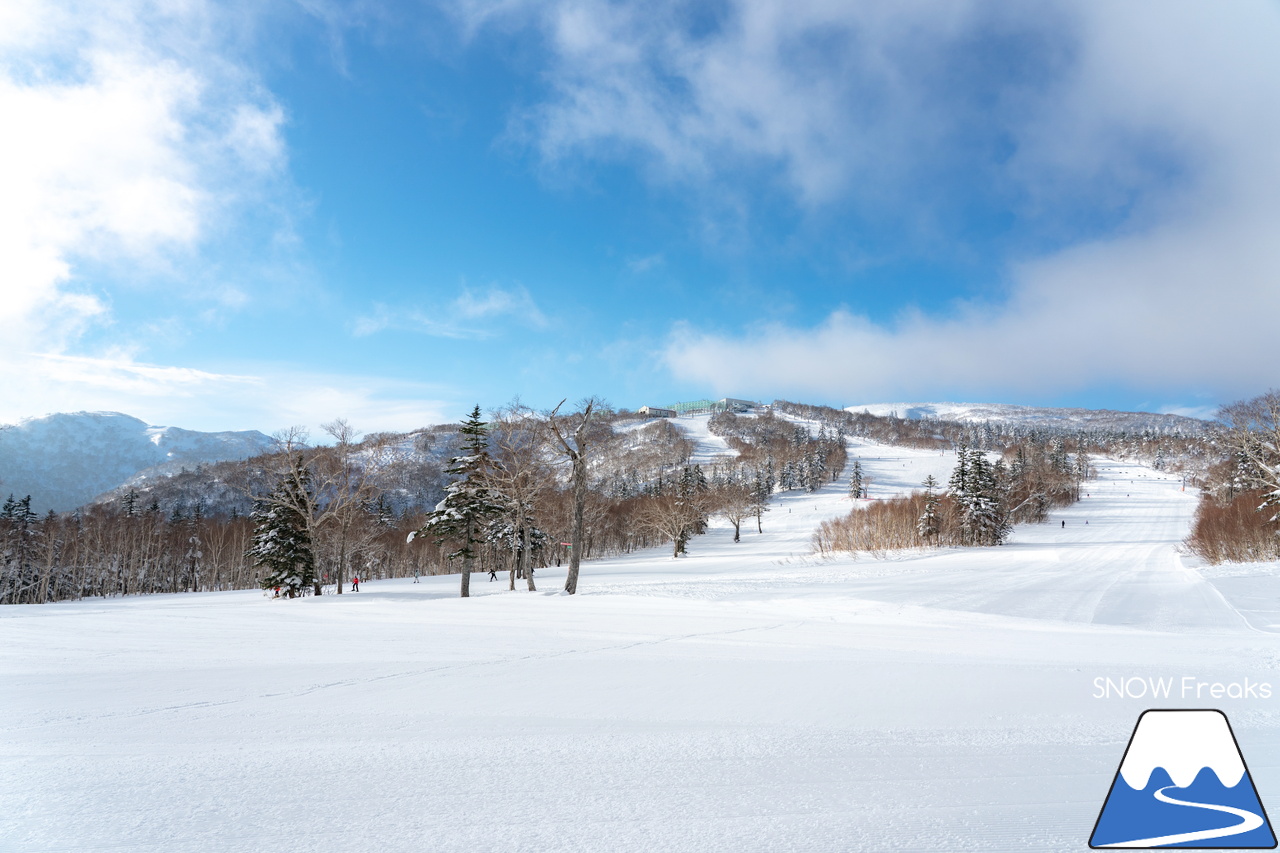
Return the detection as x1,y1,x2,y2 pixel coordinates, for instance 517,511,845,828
4,426,1280,852
828,459,1240,632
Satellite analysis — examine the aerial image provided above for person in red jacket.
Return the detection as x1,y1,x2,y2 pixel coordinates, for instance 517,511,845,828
351,576,360,592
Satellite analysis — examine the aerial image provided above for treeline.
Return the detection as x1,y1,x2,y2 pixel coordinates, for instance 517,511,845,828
773,399,1212,480
814,440,1089,556
1,401,852,604
1185,390,1280,564
0,489,437,605
708,410,847,492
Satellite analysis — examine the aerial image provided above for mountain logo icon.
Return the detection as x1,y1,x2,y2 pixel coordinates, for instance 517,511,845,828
1091,709,1276,848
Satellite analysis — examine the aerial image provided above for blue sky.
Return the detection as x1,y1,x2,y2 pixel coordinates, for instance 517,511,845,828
3,1,1279,433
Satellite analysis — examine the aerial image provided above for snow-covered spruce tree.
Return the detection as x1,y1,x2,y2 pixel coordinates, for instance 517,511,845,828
779,460,796,491
849,460,864,499
1,495,41,604
968,453,1009,546
947,446,1009,547
416,405,504,598
917,475,941,544
246,476,316,599
948,445,974,544
680,464,711,536
750,467,771,533
804,449,826,492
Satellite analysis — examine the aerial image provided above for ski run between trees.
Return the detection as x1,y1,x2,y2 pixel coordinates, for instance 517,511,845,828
7,416,1280,852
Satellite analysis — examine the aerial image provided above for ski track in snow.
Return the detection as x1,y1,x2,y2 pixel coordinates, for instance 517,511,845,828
4,416,1280,852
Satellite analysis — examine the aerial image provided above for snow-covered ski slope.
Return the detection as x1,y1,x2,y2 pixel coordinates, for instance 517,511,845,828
4,420,1280,853
847,401,1209,433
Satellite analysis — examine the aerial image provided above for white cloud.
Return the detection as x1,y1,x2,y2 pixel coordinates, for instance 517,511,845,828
354,283,549,338
665,196,1280,402
0,351,453,435
472,0,1280,402
475,0,1042,206
0,0,288,390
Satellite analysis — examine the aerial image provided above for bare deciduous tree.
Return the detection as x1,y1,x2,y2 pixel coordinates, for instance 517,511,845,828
1218,390,1280,517
547,398,603,594
714,482,756,543
268,421,388,595
489,403,554,592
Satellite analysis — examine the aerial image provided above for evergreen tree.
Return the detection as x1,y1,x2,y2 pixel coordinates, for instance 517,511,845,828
948,446,1009,547
804,449,825,492
779,460,797,491
416,405,504,598
967,453,1008,546
0,496,40,604
751,467,771,533
678,464,710,536
917,475,941,544
184,500,204,593
247,475,316,598
849,460,864,499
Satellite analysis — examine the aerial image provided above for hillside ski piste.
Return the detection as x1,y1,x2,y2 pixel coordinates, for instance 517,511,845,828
1091,709,1276,848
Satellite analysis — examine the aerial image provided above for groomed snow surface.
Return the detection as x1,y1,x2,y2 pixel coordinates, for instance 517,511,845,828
5,422,1280,852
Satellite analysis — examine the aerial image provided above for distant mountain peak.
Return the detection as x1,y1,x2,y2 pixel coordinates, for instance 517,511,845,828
0,412,275,513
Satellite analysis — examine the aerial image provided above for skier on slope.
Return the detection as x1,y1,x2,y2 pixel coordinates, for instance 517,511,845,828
351,575,360,592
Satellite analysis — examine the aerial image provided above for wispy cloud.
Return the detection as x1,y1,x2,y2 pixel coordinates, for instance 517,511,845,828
0,0,290,373
626,253,664,274
1,351,454,435
466,1,1077,210
353,283,549,339
460,0,1280,403
31,353,261,397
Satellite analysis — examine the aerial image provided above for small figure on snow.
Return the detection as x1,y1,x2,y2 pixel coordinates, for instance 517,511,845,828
351,576,360,592
413,568,420,583
488,567,498,582
1061,520,1065,528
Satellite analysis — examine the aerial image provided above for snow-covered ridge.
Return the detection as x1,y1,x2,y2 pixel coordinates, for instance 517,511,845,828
0,412,275,513
847,402,1210,433
1119,710,1246,790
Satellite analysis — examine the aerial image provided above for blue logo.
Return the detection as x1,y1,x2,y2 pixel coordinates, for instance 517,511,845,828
1091,709,1276,848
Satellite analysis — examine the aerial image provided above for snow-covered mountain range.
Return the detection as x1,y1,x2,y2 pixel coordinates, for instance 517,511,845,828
847,401,1211,433
0,412,276,513
0,400,1214,516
